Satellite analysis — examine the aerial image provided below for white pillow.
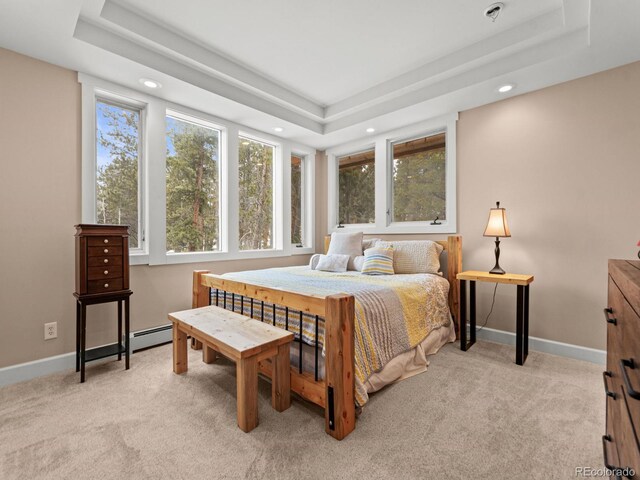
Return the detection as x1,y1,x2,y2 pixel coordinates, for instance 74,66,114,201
309,254,321,270
353,255,365,272
316,254,350,272
375,240,443,274
327,231,363,270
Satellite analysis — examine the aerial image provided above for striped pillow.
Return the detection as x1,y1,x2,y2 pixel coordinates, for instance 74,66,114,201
361,247,395,275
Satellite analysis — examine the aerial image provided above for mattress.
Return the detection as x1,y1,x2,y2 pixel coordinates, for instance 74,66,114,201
217,266,452,406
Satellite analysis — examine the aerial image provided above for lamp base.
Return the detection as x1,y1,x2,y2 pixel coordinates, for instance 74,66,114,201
490,237,506,274
489,266,506,275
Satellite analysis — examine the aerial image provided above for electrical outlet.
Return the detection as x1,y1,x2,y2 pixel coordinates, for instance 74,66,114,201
44,322,57,340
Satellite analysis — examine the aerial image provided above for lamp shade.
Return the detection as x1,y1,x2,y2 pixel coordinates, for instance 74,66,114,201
483,203,511,237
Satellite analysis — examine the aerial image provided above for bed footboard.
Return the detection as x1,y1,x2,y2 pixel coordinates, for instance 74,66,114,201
190,269,356,440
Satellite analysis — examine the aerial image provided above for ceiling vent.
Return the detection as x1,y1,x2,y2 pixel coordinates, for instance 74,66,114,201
484,2,504,22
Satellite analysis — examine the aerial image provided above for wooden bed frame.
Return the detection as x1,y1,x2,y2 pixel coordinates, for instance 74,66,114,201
191,235,462,440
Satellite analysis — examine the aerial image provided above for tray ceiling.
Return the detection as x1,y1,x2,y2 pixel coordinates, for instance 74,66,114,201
1,0,640,149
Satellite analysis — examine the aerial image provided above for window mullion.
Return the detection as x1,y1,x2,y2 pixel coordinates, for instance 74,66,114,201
226,127,240,254
375,139,388,229
147,101,167,265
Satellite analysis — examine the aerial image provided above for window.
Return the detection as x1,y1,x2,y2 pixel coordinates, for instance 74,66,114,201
81,74,316,264
338,148,375,225
291,154,304,246
165,114,221,253
327,114,457,234
95,100,142,249
238,136,275,250
391,132,446,223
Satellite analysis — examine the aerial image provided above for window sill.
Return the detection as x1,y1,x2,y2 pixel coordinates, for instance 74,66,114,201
330,222,456,235
130,253,149,266
160,249,290,266
291,246,315,255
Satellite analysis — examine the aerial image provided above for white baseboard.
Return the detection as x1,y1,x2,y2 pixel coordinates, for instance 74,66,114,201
471,326,606,365
0,325,173,388
1,324,606,388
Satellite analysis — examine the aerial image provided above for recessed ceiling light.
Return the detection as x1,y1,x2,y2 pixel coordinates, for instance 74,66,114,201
274,127,284,133
140,78,161,89
498,84,514,93
366,127,375,133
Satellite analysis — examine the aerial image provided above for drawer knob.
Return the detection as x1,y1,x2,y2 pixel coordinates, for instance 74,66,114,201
604,307,617,325
104,239,109,244
104,283,109,288
104,248,109,254
104,270,109,275
104,259,109,264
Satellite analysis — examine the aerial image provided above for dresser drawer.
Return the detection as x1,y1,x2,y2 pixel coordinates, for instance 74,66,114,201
88,246,123,257
87,278,123,293
87,236,123,247
87,255,123,267
608,277,626,374
605,388,621,471
618,387,640,475
88,266,122,281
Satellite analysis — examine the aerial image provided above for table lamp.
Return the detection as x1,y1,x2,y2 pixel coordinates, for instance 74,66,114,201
484,201,511,274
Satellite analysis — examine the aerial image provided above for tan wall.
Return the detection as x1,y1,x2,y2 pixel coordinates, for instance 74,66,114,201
455,61,640,350
2,48,639,368
0,49,312,368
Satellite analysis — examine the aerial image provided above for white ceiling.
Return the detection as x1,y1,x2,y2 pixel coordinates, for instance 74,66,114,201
1,0,640,150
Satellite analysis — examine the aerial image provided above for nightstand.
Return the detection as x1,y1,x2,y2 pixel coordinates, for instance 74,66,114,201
456,270,534,365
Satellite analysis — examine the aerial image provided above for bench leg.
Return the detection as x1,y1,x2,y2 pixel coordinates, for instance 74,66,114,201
203,345,217,364
173,324,188,374
236,357,258,432
272,344,291,412
191,338,203,350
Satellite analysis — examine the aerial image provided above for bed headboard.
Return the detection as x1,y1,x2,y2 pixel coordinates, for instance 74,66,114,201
323,235,462,336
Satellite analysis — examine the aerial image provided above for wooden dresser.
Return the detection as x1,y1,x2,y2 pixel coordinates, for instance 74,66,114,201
604,260,640,477
74,224,132,382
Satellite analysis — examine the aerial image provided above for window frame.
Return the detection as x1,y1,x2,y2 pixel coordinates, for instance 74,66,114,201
388,129,447,227
237,133,279,253
82,87,148,261
80,74,316,265
164,109,225,257
327,113,458,234
334,145,376,228
289,149,315,254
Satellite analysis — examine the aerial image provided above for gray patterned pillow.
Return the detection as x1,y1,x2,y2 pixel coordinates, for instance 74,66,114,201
375,240,443,274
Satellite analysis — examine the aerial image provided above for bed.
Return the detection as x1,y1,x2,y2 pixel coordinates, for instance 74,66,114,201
191,235,462,440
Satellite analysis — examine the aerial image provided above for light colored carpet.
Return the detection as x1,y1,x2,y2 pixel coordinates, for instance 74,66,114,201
0,340,604,480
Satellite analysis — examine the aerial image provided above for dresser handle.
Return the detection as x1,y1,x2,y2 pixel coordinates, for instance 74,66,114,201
104,283,109,288
104,270,109,275
602,435,623,472
603,371,616,399
104,259,109,264
620,359,640,400
104,248,109,254
604,307,617,325
104,239,109,244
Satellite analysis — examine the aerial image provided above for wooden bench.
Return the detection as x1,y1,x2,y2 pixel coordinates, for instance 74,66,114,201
169,305,294,432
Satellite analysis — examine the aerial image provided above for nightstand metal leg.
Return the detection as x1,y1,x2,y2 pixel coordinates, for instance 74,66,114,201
469,281,476,346
524,285,530,359
460,279,467,350
516,285,525,365
460,279,476,351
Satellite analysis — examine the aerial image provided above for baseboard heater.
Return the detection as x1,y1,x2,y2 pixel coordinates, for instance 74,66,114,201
132,324,173,352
